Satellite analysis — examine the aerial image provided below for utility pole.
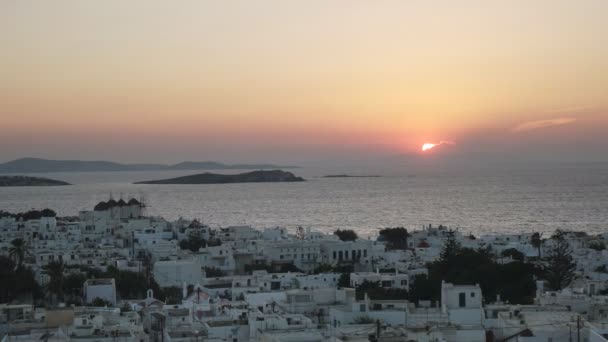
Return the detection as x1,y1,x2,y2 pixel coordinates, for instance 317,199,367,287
577,314,581,342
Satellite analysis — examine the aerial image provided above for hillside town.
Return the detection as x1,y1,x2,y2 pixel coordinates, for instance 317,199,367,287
1,199,608,342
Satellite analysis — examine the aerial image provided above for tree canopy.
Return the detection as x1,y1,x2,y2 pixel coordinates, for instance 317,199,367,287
409,237,537,305
378,227,409,250
355,280,408,300
0,256,42,303
334,229,358,241
0,209,56,221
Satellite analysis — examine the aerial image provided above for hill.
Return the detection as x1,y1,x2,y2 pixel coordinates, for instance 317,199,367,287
0,175,70,187
135,170,305,184
0,158,296,173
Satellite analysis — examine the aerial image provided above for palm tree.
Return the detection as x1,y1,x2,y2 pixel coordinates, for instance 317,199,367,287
9,238,29,269
45,260,65,303
531,232,543,258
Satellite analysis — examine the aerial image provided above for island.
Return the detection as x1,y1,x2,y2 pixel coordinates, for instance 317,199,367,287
134,170,305,184
0,175,71,187
323,174,380,178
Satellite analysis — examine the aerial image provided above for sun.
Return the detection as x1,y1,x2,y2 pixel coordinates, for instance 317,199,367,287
421,143,436,151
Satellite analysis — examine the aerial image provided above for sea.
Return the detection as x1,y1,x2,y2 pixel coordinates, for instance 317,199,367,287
1,162,607,237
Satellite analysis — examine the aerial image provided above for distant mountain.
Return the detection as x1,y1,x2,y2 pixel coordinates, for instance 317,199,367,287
135,170,305,184
166,161,298,170
0,175,70,187
0,158,297,173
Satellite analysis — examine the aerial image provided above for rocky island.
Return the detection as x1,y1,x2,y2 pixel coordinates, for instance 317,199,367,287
135,170,305,184
323,174,380,178
0,175,71,187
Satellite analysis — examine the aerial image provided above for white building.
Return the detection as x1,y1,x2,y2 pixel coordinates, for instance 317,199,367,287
84,278,117,305
154,260,203,287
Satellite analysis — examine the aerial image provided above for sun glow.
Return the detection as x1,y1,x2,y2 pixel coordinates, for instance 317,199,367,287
421,143,437,151
421,141,455,152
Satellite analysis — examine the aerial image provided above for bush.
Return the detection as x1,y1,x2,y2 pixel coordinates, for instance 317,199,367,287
245,263,272,274
589,241,606,251
353,315,375,324
312,264,334,274
90,297,112,307
205,267,225,277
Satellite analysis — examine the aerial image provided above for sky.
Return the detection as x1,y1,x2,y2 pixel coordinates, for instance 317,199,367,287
1,0,607,164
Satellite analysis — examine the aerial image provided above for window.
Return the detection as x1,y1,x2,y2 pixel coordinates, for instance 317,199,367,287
345,251,349,259
401,280,408,286
360,304,366,312
363,250,367,257
471,292,475,298
338,251,343,260
333,251,336,259
459,292,466,307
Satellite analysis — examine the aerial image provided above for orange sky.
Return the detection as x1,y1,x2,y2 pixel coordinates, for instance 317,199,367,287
1,1,607,163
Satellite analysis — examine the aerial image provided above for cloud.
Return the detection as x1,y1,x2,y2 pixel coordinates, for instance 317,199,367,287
512,117,577,133
546,105,593,113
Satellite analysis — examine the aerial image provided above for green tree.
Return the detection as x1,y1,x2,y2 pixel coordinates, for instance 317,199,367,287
90,297,112,307
338,273,351,288
531,232,543,258
334,229,358,241
204,267,225,277
439,229,461,268
409,246,537,305
112,269,148,299
0,257,42,303
312,264,334,274
378,227,409,250
245,263,272,274
40,208,57,217
408,274,438,304
355,280,408,300
588,241,606,251
162,286,183,304
63,272,87,302
9,238,29,268
45,260,66,303
544,230,576,291
501,248,524,262
180,230,206,252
